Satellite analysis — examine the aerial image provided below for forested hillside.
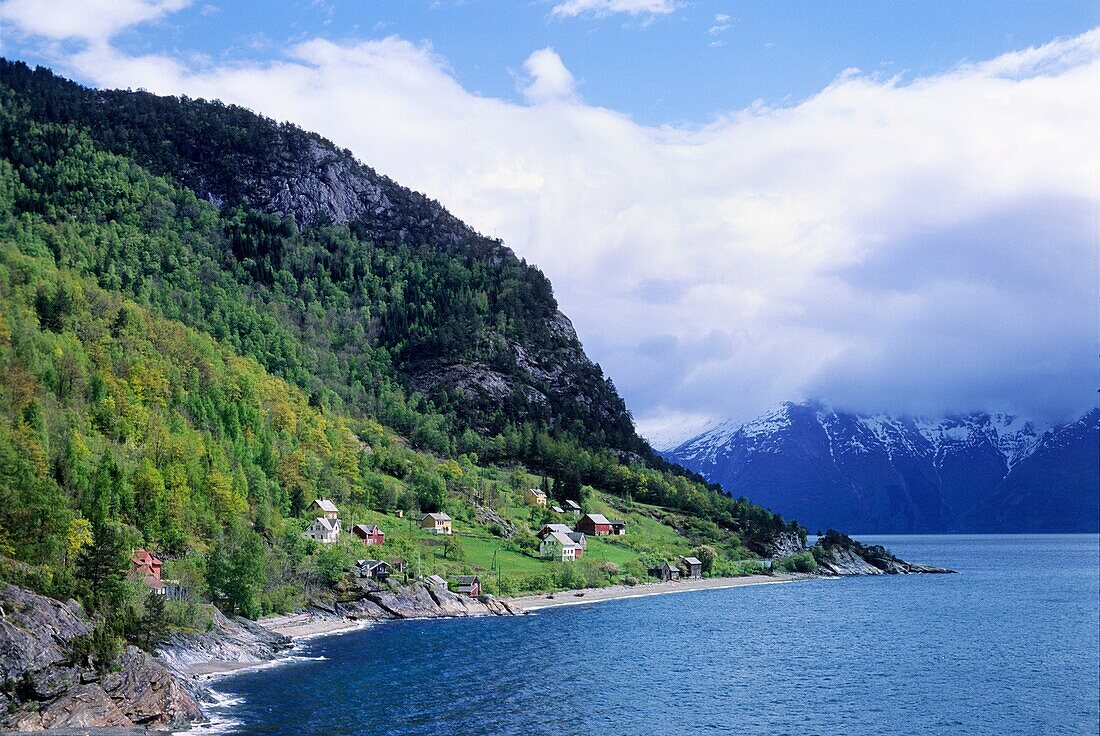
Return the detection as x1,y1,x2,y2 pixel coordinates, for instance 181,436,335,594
0,59,642,460
0,59,803,659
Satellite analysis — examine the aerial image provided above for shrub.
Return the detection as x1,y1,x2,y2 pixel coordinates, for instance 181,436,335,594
777,551,818,574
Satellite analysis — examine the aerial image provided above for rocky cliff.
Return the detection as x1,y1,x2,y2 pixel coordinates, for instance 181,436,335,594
334,578,522,621
811,533,954,576
0,584,201,732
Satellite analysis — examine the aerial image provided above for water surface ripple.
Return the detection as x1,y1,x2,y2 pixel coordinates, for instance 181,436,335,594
201,535,1100,735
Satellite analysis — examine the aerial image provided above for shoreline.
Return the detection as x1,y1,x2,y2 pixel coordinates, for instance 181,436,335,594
505,572,812,611
173,574,818,733
178,573,813,679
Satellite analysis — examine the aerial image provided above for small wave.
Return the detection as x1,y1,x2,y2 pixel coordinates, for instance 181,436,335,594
182,692,244,735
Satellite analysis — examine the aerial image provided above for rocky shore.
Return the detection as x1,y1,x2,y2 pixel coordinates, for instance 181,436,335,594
0,578,522,733
812,533,956,575
0,584,201,732
0,543,948,732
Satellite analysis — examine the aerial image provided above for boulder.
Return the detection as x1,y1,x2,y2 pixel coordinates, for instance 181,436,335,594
0,584,202,731
103,647,203,726
367,583,443,619
0,584,91,682
36,683,136,729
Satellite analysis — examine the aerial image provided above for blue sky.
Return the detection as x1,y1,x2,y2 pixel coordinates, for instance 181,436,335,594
1,1,1098,436
8,1,1099,124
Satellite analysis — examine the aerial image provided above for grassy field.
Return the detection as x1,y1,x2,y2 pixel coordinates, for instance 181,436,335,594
323,472,753,594
446,535,546,575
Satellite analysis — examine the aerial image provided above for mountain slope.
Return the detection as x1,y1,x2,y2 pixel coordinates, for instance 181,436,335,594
0,57,805,617
0,58,641,459
662,402,1098,533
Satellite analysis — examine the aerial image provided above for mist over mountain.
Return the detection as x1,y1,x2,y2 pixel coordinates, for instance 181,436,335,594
660,402,1099,533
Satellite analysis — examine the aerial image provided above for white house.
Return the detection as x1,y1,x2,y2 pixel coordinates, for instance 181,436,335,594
304,516,340,544
537,523,587,552
564,500,582,517
539,530,582,561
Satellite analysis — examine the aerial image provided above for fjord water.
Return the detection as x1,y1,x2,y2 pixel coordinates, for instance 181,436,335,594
201,535,1099,735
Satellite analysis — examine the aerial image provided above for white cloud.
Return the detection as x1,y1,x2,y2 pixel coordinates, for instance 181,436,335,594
8,13,1099,429
0,0,190,43
708,13,732,35
550,0,676,19
519,48,578,103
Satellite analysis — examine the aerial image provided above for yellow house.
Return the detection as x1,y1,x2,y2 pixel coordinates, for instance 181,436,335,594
307,499,339,520
417,512,452,535
524,488,548,507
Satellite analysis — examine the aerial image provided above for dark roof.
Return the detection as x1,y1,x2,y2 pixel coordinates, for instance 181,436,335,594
609,519,626,526
454,575,480,584
356,559,389,570
353,524,384,534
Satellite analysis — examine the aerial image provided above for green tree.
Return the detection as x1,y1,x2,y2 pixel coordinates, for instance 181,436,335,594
441,535,466,561
139,590,169,652
206,528,265,618
75,519,130,613
691,544,719,574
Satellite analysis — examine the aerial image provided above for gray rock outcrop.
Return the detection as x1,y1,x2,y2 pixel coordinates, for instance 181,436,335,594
0,583,202,732
339,580,520,621
813,539,955,576
157,607,291,674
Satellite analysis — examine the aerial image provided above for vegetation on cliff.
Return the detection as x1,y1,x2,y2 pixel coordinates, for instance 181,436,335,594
0,59,805,668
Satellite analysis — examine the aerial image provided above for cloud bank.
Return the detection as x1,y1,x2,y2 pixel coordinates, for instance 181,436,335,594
549,0,676,19
4,3,1097,433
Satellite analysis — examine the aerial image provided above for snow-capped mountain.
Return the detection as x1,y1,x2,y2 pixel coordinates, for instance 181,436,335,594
661,402,1099,533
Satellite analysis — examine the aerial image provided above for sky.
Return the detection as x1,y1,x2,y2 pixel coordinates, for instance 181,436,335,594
1,0,1098,439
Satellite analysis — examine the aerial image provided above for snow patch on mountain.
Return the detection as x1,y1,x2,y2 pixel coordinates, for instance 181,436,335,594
670,401,1053,472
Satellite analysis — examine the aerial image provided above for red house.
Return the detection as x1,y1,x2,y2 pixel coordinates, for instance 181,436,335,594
131,549,166,595
453,575,481,597
352,524,385,546
131,549,163,580
577,513,612,536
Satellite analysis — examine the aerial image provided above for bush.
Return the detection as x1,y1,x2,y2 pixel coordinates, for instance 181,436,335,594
555,562,587,590
777,551,818,574
521,572,554,593
481,573,519,597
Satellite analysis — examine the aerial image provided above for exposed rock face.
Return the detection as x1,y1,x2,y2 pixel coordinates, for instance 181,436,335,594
474,506,517,538
157,608,291,675
812,536,955,576
0,584,201,732
339,580,520,621
756,530,804,558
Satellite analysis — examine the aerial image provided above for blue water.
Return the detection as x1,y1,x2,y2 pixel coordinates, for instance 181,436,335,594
200,535,1099,735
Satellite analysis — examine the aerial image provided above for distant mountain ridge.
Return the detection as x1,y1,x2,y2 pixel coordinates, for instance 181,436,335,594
661,402,1099,533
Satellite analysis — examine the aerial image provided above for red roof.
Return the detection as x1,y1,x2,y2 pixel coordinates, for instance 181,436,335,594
132,549,163,580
